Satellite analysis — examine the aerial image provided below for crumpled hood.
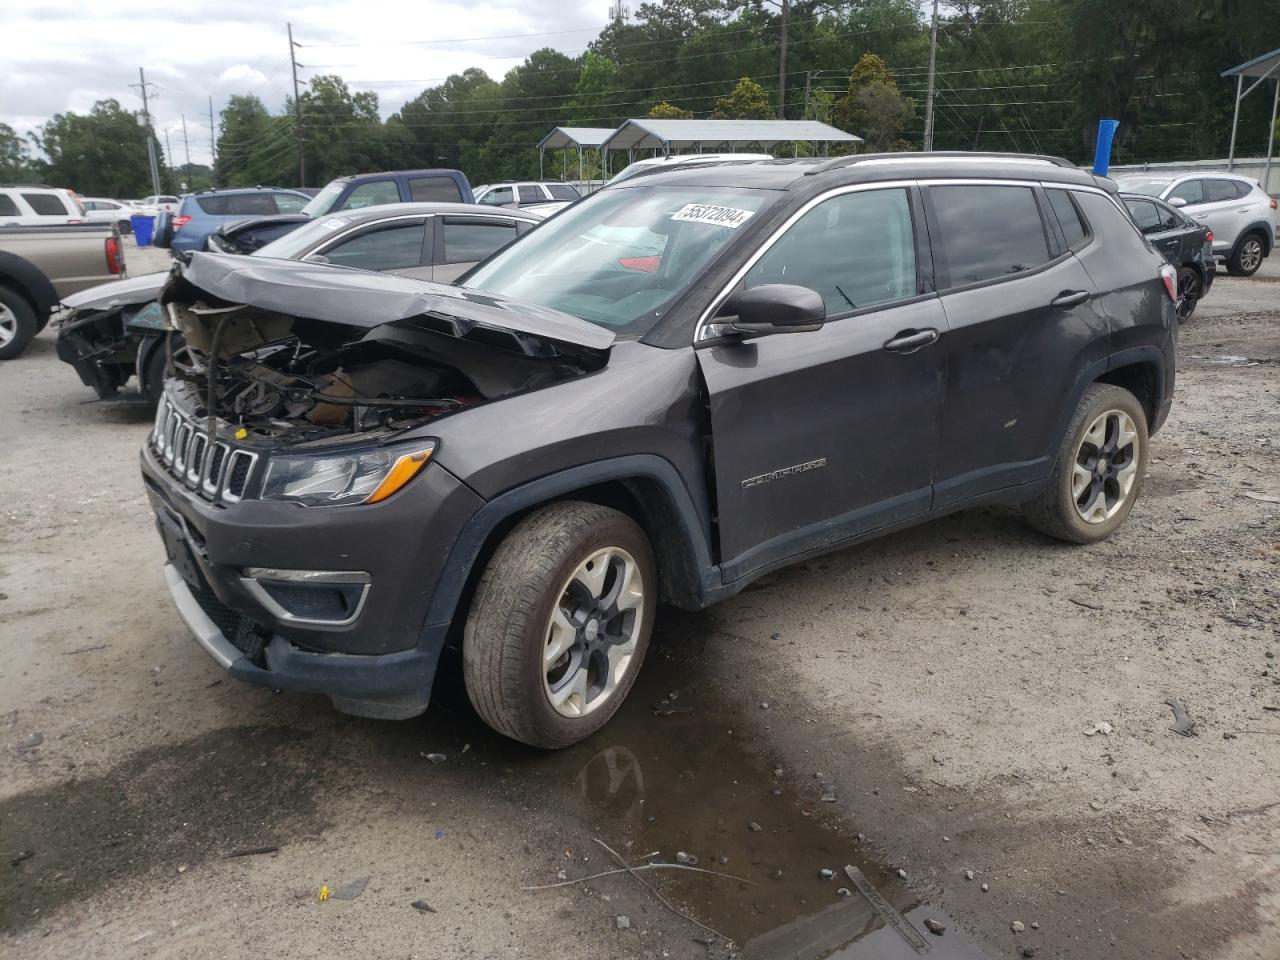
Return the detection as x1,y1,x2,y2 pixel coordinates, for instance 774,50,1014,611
168,251,616,355
62,271,168,311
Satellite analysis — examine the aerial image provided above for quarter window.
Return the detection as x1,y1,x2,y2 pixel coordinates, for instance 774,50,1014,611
928,185,1050,286
1047,189,1087,247
1167,180,1203,205
0,194,18,217
746,188,917,315
342,180,400,209
440,219,519,264
409,177,463,202
547,183,580,200
23,193,69,216
1124,198,1162,233
319,221,426,270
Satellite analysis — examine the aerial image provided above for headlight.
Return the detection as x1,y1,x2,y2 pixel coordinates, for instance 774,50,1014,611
260,441,436,507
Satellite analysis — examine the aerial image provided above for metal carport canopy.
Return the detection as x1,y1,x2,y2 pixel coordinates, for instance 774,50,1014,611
1221,47,1280,184
536,127,616,151
601,118,862,153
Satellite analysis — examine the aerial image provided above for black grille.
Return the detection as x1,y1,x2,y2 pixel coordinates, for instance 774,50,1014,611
189,582,268,665
226,456,251,498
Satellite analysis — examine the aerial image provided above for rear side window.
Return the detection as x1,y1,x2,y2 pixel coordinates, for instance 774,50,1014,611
928,185,1050,286
1047,189,1087,248
1155,202,1182,231
518,185,543,203
343,180,401,209
440,219,519,264
274,193,308,213
1167,180,1203,205
23,192,69,216
1204,179,1243,203
479,186,514,206
197,194,279,215
0,194,18,217
746,187,917,315
319,221,426,270
409,177,463,203
1124,199,1161,233
547,184,580,201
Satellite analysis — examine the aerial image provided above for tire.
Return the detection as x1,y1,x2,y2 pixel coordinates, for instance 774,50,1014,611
1175,265,1201,322
0,286,38,361
463,501,656,748
1226,232,1265,277
1022,384,1149,544
140,333,188,406
117,219,133,235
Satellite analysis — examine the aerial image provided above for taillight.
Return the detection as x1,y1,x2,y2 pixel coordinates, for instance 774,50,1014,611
1270,199,1277,210
105,236,123,275
1160,263,1177,302
172,215,191,230
1204,231,1214,243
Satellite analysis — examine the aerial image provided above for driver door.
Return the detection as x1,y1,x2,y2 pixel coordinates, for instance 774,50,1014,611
695,186,947,576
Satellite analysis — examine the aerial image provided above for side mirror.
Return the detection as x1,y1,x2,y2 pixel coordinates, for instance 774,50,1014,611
725,283,826,336
1168,196,1187,208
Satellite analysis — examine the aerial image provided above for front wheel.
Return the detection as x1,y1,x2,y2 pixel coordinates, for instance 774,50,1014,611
463,501,655,748
1227,233,1265,277
1022,384,1149,544
0,286,38,361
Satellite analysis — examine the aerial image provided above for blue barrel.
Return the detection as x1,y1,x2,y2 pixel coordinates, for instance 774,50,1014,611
131,214,155,246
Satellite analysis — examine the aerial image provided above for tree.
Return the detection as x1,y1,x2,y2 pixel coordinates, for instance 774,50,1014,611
832,53,915,149
567,53,621,126
0,124,34,182
297,75,384,186
712,76,774,119
648,101,695,119
215,95,293,188
38,100,164,196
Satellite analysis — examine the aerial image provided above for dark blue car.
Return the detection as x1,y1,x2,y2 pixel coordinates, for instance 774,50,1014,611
207,169,475,254
167,187,312,253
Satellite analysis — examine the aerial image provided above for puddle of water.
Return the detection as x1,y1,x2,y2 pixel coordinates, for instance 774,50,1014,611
511,615,995,959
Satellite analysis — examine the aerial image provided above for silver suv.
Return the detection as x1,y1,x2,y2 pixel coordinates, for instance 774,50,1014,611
1115,172,1278,276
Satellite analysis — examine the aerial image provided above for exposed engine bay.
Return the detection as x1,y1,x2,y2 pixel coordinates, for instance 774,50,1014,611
160,253,614,449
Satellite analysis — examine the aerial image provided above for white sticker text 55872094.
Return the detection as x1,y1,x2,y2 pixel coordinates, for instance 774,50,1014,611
670,203,755,229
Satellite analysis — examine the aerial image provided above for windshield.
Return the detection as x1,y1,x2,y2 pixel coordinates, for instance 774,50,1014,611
463,185,777,337
252,214,355,260
301,180,347,217
1116,177,1172,197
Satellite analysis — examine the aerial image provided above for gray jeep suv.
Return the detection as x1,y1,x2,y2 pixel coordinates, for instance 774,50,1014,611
141,153,1178,748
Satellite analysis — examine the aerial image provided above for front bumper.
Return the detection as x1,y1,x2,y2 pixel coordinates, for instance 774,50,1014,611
142,441,485,718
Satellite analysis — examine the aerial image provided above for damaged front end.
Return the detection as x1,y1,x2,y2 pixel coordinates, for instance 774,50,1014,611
151,252,613,506
55,272,171,401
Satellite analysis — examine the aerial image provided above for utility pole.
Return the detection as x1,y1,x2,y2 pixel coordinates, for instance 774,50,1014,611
923,0,940,151
180,114,192,188
208,95,217,182
288,22,306,187
163,129,174,190
777,0,790,119
130,67,163,196
803,70,811,120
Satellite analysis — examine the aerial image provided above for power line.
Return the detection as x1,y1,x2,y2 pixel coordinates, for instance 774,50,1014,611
295,24,606,48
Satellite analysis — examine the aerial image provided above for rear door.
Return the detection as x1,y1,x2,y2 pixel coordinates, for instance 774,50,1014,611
696,184,948,575
431,215,522,282
1199,178,1255,252
927,181,1107,508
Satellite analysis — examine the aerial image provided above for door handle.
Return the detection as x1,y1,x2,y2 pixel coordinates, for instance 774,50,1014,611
1050,290,1091,308
883,328,939,353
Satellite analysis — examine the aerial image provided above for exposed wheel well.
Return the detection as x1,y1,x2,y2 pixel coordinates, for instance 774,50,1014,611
1235,227,1271,257
1095,362,1158,429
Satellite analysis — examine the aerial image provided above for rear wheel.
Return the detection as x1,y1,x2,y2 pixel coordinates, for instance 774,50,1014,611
1175,266,1201,322
1227,232,1265,277
1022,384,1149,544
0,287,38,361
117,219,133,235
463,501,655,748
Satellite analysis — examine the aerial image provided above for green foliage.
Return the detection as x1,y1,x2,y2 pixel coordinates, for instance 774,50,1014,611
648,101,695,119
215,95,294,187
567,53,621,126
712,77,774,119
832,53,915,148
37,100,165,197
0,123,34,182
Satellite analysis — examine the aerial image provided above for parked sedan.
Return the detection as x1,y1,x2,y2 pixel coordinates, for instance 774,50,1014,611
80,197,136,233
55,202,540,403
1121,193,1215,321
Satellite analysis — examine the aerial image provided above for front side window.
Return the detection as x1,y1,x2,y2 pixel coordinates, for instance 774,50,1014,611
1047,189,1087,247
929,185,1051,286
464,184,779,337
317,220,426,271
274,192,308,213
23,193,69,216
744,188,916,315
409,177,463,202
1167,179,1203,206
342,180,401,209
480,186,514,206
440,219,518,264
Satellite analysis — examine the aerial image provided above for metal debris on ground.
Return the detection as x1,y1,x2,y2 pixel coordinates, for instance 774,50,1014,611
1011,920,1025,933
224,845,279,858
411,899,435,913
1242,492,1280,503
615,915,631,930
1084,721,1113,737
11,850,34,866
1166,698,1199,737
818,868,835,880
843,864,931,955
924,918,946,935
421,752,447,763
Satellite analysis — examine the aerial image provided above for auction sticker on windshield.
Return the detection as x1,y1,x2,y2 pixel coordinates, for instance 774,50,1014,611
670,203,754,229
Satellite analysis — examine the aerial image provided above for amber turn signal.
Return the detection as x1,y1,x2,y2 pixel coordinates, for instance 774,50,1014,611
366,447,434,503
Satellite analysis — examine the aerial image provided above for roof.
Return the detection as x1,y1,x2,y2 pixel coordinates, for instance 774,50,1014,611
537,127,616,150
1221,47,1280,78
601,119,862,152
322,201,542,222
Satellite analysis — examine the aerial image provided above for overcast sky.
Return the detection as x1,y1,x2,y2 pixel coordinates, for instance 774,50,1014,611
1,0,606,167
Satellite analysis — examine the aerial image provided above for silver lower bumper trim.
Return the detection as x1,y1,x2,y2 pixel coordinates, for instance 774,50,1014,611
163,563,245,670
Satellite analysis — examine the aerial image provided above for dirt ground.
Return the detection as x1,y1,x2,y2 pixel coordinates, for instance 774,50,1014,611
1,246,1277,959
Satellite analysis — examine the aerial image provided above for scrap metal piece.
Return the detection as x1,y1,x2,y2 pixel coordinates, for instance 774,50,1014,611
843,864,931,955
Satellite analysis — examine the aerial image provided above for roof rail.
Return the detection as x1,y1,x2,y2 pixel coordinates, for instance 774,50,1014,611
0,183,56,189
803,151,1078,176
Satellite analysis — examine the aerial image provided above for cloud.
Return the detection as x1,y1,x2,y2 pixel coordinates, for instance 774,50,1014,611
217,65,270,88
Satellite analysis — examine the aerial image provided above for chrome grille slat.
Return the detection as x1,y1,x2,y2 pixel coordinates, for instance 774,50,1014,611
149,400,259,506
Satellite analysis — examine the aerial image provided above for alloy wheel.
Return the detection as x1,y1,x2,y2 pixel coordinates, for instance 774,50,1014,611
1176,271,1199,321
1240,239,1262,273
0,303,16,346
1072,409,1140,524
543,546,646,718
